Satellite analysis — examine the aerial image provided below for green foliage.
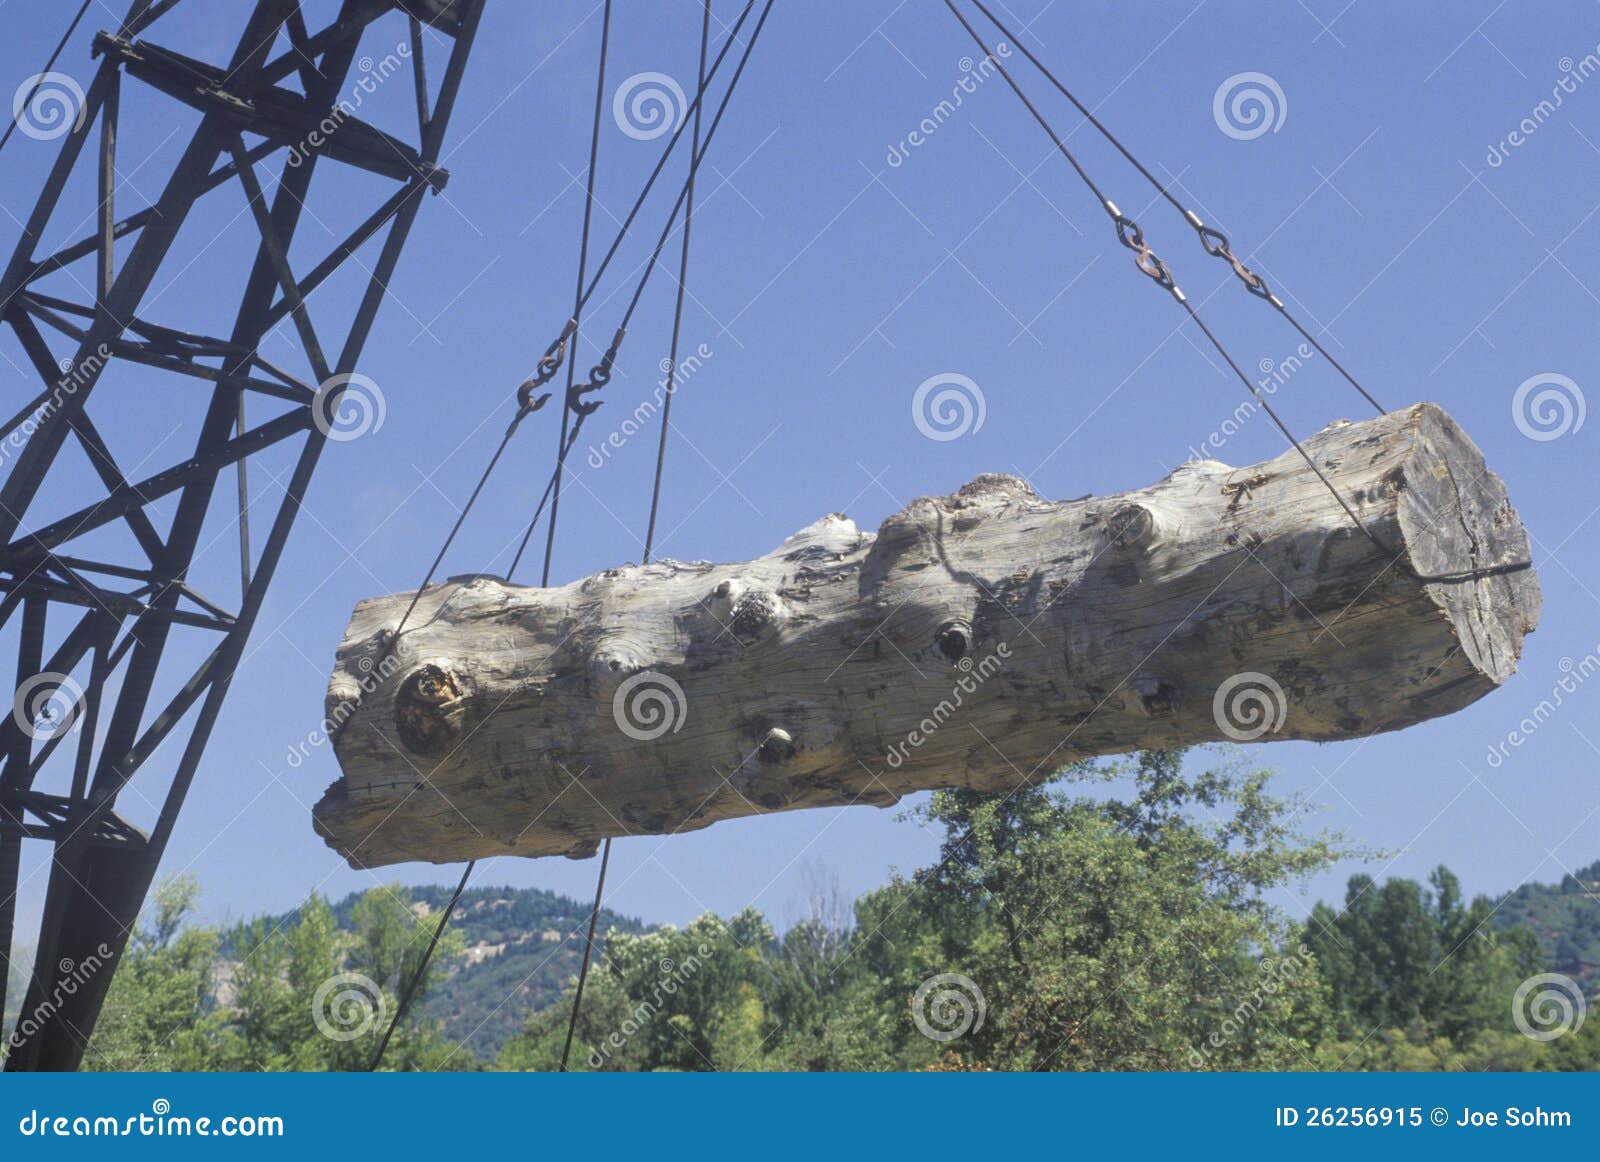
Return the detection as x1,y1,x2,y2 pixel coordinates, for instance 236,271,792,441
1304,866,1542,1044
407,887,646,1059
833,749,1343,1071
1495,858,1600,995
77,876,223,1071
499,910,776,1072
4,941,32,1035
252,884,648,1059
500,748,1350,1072
79,877,469,1072
31,748,1600,1073
1297,864,1600,1071
1316,1021,1600,1071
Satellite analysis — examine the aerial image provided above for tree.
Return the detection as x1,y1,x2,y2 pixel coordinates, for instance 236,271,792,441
834,749,1342,1070
80,879,467,1071
220,888,466,1071
499,747,1348,1072
1303,865,1541,1048
63,752,1595,1075
4,941,33,1042
499,911,776,1072
79,876,224,1071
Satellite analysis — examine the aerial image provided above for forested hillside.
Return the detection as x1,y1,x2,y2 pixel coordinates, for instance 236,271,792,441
1494,860,1600,996
5,749,1596,1071
254,884,648,1060
373,885,645,1059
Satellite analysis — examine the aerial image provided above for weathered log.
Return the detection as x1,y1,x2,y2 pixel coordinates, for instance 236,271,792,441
313,403,1539,868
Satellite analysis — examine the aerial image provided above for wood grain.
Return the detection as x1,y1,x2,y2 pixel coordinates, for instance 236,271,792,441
313,403,1540,868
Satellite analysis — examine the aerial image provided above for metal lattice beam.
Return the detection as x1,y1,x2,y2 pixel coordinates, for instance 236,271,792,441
0,0,484,1070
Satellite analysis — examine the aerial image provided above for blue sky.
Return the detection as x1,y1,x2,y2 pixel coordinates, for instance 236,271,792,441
2,0,1598,952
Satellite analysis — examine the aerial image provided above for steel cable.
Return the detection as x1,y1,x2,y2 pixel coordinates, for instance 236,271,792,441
966,0,1384,416
558,0,716,1075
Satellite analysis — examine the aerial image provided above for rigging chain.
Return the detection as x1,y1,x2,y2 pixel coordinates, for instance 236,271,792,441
372,0,767,1069
514,0,761,421
386,0,761,643
966,0,1383,417
558,0,762,1074
371,0,621,1069
515,0,776,582
941,0,1385,554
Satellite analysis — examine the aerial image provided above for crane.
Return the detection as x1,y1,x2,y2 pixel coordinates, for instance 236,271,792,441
0,0,486,1072
0,0,1540,1075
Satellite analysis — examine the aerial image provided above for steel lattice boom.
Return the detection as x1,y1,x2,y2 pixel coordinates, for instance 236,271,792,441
0,0,483,1071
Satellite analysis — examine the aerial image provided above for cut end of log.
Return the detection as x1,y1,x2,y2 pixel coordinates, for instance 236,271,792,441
1394,404,1541,685
312,402,1539,869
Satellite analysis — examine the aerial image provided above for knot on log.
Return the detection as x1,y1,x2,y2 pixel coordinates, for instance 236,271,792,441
394,662,467,755
1107,503,1157,550
588,645,645,690
709,579,785,643
936,619,972,662
313,404,1540,869
1133,675,1181,717
758,727,797,764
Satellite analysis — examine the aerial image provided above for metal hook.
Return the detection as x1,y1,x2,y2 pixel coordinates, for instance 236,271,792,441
566,379,604,417
516,379,553,415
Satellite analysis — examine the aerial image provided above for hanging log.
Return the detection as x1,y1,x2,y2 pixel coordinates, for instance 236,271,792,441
313,403,1539,868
